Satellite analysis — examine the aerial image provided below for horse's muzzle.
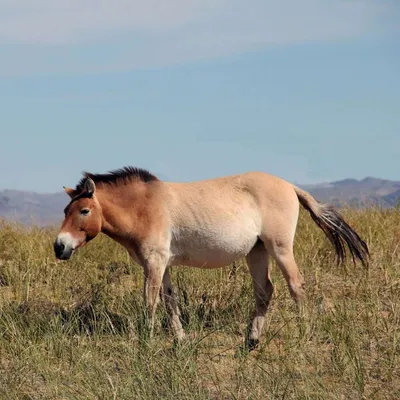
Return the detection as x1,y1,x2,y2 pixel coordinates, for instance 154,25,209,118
54,238,73,260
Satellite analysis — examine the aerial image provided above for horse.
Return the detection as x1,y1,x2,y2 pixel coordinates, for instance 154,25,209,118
53,166,369,348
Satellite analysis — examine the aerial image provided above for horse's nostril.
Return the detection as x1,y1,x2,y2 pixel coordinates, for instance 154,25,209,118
54,241,65,256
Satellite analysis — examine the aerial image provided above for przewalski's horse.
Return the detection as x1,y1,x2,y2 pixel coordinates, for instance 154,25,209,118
54,167,369,348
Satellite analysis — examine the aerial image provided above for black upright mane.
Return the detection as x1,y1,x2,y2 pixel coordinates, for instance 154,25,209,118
75,166,158,191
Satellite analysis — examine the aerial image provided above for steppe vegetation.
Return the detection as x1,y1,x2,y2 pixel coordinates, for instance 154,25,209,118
0,207,399,399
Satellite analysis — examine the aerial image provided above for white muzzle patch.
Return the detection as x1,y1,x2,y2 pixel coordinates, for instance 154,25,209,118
56,232,80,250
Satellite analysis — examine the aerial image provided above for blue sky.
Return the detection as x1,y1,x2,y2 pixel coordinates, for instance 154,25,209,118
0,0,399,192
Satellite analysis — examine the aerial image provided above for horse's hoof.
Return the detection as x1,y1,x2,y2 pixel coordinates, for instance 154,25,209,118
247,338,260,351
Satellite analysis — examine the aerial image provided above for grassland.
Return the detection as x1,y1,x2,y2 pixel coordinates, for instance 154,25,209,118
0,207,399,399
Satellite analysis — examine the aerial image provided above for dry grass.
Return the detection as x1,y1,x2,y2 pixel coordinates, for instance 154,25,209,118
0,207,399,399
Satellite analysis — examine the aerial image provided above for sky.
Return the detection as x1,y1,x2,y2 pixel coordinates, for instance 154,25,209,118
0,0,399,193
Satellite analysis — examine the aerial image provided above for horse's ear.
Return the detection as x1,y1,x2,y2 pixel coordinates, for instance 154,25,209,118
63,186,77,199
84,178,96,197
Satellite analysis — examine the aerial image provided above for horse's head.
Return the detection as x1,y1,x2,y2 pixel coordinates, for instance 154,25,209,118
54,178,102,260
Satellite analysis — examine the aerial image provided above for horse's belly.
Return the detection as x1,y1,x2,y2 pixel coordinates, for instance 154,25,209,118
169,225,259,268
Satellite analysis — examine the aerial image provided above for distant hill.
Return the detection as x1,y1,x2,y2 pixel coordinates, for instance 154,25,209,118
0,190,67,227
301,177,400,208
0,177,399,226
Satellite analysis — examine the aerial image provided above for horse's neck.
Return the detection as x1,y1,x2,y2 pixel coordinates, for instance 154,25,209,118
97,183,146,242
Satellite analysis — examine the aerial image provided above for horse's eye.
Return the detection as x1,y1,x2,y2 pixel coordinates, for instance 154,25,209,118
80,208,91,216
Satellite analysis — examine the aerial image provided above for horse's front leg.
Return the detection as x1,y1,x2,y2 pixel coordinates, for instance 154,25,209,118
142,252,167,340
161,268,185,341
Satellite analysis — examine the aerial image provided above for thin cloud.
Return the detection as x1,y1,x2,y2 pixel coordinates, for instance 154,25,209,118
0,0,397,76
0,0,210,45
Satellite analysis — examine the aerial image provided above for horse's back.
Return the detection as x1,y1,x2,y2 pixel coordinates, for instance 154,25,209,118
165,171,297,213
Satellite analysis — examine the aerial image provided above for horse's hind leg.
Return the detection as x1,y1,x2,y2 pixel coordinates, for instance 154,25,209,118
267,239,305,303
245,241,274,350
260,198,305,304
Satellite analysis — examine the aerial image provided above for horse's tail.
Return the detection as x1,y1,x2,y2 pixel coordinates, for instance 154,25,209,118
293,186,369,267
